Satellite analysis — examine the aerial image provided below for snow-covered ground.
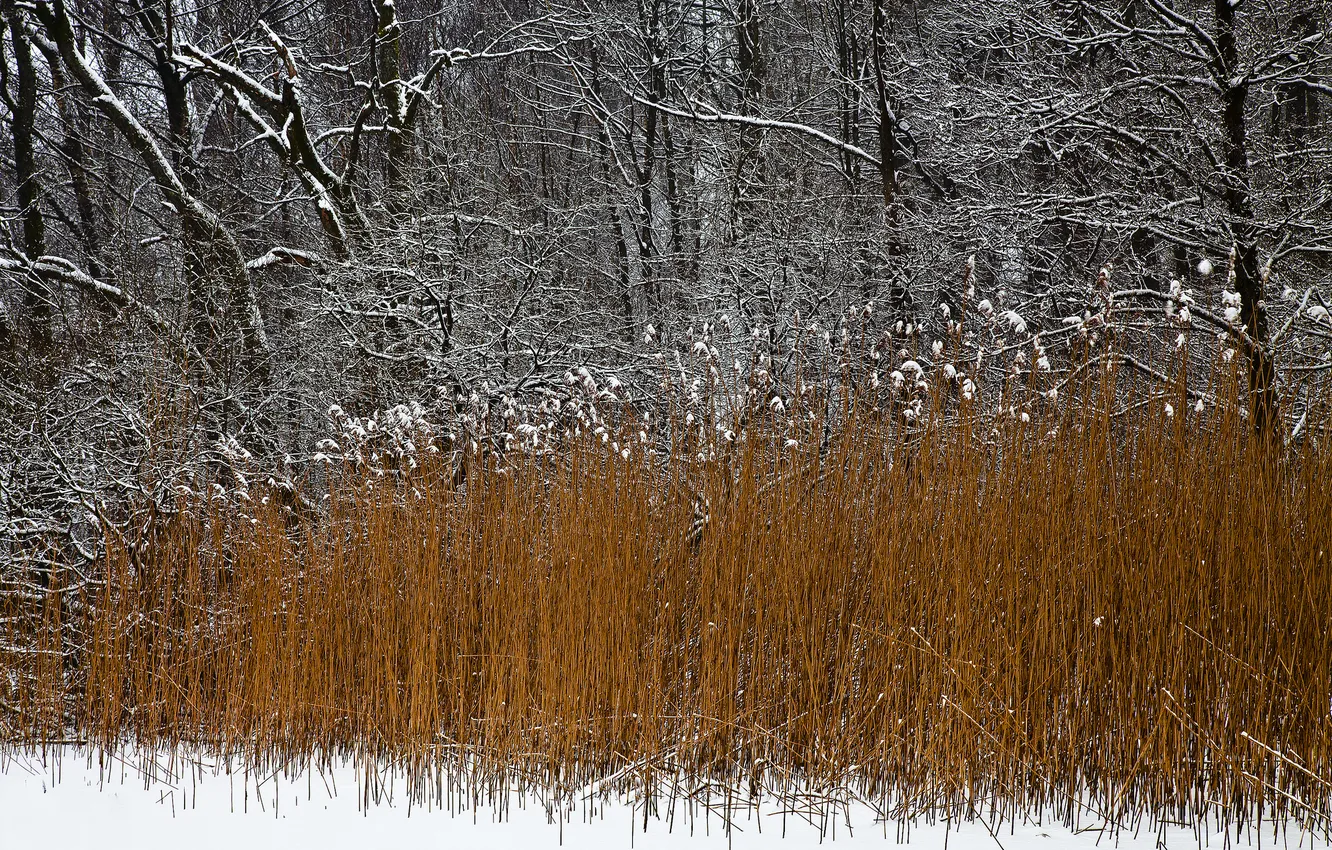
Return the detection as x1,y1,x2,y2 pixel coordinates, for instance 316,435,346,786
1,748,1325,849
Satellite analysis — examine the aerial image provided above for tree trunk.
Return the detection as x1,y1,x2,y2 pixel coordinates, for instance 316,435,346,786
1215,0,1275,433
732,0,765,229
871,0,897,211
2,2,51,347
36,41,105,282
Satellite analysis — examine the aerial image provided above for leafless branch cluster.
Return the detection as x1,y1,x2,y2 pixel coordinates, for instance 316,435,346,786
1,0,1330,574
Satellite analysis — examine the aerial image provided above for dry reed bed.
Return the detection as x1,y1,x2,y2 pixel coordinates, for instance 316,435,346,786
3,376,1331,835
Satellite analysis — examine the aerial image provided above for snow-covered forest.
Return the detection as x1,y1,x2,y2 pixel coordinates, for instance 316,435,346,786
3,0,1332,841
2,0,1331,558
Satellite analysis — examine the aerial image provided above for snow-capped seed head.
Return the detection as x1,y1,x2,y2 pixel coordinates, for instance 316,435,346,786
932,340,944,357
1175,333,1187,350
943,364,957,380
1197,258,1214,277
644,324,657,342
1194,399,1205,413
769,396,786,414
1046,388,1058,402
1165,404,1174,418
1003,310,1028,335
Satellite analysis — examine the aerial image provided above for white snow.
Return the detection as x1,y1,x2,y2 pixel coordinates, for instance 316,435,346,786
0,748,1325,850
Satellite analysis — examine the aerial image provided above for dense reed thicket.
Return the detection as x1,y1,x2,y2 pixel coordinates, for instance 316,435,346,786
3,369,1331,838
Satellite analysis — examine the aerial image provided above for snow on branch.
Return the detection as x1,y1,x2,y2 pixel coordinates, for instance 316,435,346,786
623,91,881,167
247,247,327,272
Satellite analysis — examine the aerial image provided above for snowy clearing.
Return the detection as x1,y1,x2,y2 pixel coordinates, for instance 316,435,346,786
1,748,1326,850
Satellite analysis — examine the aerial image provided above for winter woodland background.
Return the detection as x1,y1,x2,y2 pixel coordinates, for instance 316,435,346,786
2,0,1331,570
